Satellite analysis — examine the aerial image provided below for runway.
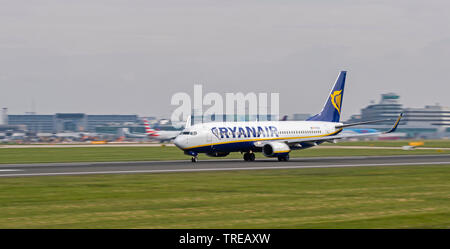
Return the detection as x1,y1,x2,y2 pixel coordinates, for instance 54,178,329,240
0,154,449,177
1,143,449,150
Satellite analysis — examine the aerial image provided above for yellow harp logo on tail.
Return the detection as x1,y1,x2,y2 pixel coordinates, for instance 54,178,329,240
330,90,342,114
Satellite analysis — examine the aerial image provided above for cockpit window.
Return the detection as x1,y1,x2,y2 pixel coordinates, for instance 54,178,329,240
181,131,197,135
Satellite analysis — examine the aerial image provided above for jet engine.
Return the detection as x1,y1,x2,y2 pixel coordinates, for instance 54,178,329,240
262,142,291,157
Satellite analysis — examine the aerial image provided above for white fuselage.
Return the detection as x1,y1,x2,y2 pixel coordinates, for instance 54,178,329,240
174,121,342,154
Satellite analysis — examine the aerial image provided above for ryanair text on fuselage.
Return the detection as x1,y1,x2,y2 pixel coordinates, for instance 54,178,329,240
211,126,279,139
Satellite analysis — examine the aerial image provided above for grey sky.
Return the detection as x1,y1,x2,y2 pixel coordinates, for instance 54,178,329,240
1,0,449,120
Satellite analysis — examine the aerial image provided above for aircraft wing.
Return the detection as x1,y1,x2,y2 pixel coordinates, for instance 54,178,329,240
284,130,383,145
254,113,403,147
335,118,392,129
286,113,402,145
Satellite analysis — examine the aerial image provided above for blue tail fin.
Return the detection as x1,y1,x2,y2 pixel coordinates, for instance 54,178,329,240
307,71,347,122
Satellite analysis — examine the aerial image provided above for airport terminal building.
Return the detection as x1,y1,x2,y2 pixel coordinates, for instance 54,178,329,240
7,113,138,133
346,93,450,138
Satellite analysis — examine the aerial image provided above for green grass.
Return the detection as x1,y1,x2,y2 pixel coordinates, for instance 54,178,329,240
0,165,449,228
0,146,448,164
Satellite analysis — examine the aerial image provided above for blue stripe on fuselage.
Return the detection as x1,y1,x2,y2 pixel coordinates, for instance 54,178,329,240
185,140,324,154
187,140,256,153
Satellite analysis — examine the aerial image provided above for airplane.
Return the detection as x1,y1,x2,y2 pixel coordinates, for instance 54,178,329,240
123,120,180,142
0,133,11,143
173,71,404,162
1,132,26,141
121,128,149,138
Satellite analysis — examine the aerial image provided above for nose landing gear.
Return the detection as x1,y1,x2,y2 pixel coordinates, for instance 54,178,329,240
185,151,199,163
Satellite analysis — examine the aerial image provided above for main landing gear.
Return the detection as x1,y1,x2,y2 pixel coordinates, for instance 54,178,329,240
191,156,198,163
243,152,255,162
277,154,290,162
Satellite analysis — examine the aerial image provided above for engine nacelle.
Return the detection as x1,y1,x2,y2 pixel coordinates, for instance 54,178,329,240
262,142,291,157
206,152,230,157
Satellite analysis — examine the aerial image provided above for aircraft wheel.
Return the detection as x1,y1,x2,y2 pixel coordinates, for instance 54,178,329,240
191,157,198,163
277,154,289,162
243,152,250,161
249,153,256,161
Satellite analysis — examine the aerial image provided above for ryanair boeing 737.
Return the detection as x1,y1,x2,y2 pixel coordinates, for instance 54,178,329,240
174,71,403,162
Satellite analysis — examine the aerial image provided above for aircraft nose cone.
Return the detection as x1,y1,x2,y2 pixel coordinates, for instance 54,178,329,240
174,136,184,149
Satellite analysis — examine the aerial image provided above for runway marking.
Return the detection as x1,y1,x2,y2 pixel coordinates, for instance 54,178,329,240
0,169,23,172
1,154,449,168
0,161,448,177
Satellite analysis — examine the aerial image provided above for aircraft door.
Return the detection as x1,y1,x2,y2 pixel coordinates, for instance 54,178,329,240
207,132,212,143
207,130,215,150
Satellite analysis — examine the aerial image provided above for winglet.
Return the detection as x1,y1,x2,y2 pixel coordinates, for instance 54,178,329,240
385,113,403,133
